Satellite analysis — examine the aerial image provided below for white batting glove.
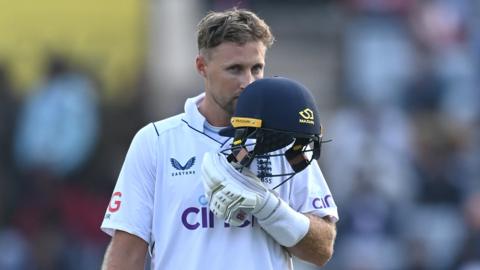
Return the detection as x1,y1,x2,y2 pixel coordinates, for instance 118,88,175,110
201,152,277,226
201,152,310,247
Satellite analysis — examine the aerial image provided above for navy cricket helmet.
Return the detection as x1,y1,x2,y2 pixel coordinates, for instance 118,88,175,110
220,76,324,180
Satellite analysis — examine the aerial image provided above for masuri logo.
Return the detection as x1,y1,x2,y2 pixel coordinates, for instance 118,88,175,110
299,108,315,125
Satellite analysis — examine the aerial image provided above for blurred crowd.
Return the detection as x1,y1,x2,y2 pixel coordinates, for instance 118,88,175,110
323,0,480,269
0,0,479,269
0,54,148,269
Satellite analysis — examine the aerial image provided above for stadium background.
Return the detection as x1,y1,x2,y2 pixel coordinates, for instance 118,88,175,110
0,0,479,269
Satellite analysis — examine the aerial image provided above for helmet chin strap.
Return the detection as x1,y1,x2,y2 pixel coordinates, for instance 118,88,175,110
228,146,254,167
285,138,311,173
285,137,321,173
226,127,256,167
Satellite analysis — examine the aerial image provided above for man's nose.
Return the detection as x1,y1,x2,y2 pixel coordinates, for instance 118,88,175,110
239,72,255,89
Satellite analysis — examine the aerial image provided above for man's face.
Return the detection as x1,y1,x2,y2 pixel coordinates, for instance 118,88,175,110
198,41,267,116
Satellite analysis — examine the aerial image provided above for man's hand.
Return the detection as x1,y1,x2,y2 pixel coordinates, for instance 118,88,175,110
201,152,279,226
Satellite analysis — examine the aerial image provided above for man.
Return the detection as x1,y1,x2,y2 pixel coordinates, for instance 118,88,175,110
101,8,337,269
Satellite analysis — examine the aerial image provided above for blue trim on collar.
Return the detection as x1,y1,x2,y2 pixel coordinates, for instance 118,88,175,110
181,93,231,146
151,122,159,136
182,93,206,132
181,119,230,145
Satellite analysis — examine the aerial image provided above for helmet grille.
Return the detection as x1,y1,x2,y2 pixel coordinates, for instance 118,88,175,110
254,130,294,154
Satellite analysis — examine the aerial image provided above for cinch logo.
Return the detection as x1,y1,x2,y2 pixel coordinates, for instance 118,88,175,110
170,157,196,177
181,195,255,230
312,195,333,209
299,108,315,125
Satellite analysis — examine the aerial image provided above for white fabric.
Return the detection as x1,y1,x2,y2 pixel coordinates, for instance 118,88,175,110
101,93,339,270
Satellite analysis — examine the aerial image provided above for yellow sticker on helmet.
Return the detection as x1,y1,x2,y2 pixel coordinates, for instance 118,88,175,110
231,117,262,128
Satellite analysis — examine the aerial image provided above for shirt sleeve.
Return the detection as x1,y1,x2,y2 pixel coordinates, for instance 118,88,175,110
289,162,339,222
100,124,157,243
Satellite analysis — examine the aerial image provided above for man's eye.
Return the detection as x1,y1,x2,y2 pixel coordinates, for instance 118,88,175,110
252,65,263,74
228,66,241,73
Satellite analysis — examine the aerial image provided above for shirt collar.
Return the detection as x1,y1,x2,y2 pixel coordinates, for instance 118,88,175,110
183,92,207,132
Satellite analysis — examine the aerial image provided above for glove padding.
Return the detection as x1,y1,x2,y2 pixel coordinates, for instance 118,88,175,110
201,152,311,247
201,152,279,226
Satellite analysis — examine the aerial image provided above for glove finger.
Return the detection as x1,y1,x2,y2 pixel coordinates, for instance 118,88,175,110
221,184,257,226
209,186,226,218
210,184,240,219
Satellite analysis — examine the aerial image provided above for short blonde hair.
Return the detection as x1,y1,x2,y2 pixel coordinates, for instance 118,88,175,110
196,8,274,55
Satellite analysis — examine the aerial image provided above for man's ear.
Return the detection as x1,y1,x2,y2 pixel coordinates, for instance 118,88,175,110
196,55,207,78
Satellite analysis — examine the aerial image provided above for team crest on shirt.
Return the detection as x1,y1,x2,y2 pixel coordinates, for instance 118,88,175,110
170,157,196,176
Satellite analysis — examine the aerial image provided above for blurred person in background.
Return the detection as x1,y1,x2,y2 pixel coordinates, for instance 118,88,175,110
400,2,479,268
10,53,102,269
13,54,100,181
100,8,338,270
325,0,480,269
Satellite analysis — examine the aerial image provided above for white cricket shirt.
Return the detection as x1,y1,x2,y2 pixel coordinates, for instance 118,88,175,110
101,93,338,270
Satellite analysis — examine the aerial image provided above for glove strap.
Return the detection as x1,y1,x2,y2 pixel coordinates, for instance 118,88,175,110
255,194,310,247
